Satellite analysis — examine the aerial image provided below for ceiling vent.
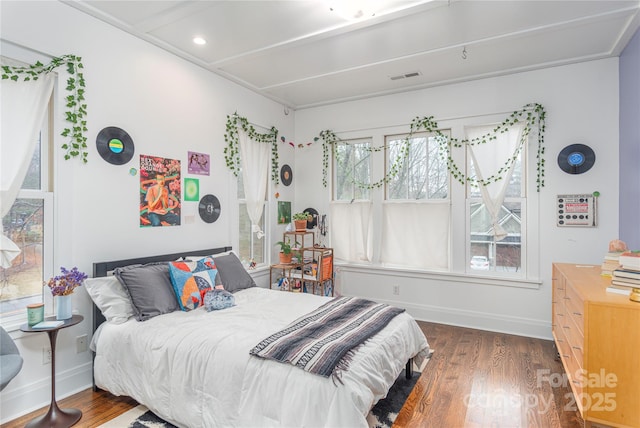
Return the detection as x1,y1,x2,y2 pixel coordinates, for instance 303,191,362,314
389,71,421,81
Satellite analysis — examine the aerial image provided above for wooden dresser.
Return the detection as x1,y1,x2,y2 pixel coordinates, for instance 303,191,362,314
552,263,640,428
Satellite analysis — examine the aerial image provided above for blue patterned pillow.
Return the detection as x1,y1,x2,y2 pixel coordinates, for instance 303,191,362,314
204,288,235,311
168,258,217,311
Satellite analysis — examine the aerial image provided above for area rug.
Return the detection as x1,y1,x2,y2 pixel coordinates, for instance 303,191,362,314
100,356,430,428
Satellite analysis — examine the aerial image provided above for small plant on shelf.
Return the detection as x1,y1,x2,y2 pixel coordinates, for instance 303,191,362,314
292,212,311,231
275,241,293,264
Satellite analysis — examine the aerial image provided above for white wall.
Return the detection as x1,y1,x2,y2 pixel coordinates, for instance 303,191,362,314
0,0,293,422
294,58,620,340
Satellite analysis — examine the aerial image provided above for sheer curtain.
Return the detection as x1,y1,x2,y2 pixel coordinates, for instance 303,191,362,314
380,201,450,269
0,66,54,264
466,124,524,240
330,201,372,262
238,128,269,238
1,71,54,217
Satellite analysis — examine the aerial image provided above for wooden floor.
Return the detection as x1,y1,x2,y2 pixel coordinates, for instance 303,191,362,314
2,321,583,428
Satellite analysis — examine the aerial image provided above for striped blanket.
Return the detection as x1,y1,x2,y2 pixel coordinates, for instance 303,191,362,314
249,296,405,380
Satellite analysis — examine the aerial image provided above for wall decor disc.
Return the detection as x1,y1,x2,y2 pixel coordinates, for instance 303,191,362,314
303,207,318,229
557,144,595,175
96,126,135,165
280,164,292,186
198,194,221,223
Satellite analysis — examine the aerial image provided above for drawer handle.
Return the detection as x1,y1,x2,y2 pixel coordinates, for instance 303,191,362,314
563,326,570,330
572,346,582,351
573,312,582,316
564,297,571,300
563,354,570,358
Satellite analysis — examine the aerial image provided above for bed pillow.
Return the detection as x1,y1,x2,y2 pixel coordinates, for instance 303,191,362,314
213,252,256,293
84,276,135,324
168,258,218,311
114,262,180,321
204,286,235,311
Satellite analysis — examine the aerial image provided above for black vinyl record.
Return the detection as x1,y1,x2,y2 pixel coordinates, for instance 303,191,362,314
280,164,292,186
198,194,221,223
557,144,595,175
96,126,135,165
304,207,318,229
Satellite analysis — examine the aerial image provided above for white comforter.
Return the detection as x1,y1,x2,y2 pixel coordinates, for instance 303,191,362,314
93,287,429,428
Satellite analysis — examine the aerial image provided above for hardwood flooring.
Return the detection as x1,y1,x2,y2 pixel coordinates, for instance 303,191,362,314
1,321,582,428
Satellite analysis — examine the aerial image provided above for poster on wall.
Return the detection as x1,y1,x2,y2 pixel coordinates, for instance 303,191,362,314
278,201,291,224
140,154,181,227
188,151,210,175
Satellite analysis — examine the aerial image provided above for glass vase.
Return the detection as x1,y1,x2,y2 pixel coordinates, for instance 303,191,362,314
56,294,72,320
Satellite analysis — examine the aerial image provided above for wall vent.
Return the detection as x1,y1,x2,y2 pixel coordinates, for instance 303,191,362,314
389,71,421,81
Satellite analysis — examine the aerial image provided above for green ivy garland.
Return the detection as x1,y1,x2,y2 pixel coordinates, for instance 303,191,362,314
1,55,88,163
223,113,280,184
318,103,546,191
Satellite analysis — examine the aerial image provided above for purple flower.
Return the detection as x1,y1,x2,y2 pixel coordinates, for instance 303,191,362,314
45,267,88,296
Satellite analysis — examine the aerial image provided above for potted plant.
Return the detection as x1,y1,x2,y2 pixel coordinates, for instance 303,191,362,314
292,212,311,231
275,241,293,264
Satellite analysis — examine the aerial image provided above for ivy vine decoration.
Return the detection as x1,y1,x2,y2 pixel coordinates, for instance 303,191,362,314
1,54,88,163
317,103,546,192
223,113,280,184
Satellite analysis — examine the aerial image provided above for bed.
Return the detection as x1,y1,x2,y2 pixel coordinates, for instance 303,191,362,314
88,247,430,428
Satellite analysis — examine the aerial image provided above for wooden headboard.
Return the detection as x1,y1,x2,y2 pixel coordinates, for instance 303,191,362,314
91,246,232,332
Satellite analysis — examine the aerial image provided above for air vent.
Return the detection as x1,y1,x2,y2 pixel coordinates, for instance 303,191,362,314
389,71,421,81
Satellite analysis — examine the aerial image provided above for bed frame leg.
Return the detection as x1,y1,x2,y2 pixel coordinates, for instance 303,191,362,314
405,358,413,379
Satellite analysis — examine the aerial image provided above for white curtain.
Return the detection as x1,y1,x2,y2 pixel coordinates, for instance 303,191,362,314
1,72,54,217
466,124,525,241
380,201,450,269
238,128,270,238
0,66,54,266
330,201,372,262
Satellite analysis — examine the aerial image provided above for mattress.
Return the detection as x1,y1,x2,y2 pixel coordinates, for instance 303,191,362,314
93,287,429,427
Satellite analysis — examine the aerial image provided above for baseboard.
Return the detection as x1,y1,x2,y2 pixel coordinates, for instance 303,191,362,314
376,298,553,340
0,361,93,424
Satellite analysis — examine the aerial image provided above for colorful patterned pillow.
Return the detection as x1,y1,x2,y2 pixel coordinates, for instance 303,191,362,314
204,287,235,311
168,258,218,311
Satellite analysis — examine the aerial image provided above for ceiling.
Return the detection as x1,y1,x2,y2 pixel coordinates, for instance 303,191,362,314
63,0,640,110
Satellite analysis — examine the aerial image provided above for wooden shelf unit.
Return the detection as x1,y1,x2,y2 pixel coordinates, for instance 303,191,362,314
552,263,640,428
271,230,333,296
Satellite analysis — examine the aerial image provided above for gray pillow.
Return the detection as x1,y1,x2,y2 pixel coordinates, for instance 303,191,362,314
114,262,179,321
213,252,256,293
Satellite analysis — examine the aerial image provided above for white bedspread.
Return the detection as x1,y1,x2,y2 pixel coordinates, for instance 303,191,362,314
93,287,429,428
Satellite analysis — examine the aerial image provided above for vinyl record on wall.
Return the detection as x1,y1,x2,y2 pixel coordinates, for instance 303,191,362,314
280,164,293,186
303,207,318,229
198,194,221,223
557,144,595,175
96,126,135,165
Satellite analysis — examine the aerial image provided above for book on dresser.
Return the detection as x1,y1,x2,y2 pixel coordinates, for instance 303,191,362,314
611,268,640,281
619,250,640,270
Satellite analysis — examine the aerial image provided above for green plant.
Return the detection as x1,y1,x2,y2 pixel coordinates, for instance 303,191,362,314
317,103,547,192
224,113,280,183
275,241,292,255
2,55,88,163
292,212,311,221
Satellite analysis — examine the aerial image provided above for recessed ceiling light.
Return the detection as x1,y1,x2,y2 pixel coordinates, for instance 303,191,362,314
193,36,207,45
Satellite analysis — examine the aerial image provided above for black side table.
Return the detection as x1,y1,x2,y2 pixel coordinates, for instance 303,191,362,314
20,314,84,428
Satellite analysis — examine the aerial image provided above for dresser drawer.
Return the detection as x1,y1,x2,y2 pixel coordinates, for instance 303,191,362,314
564,283,585,336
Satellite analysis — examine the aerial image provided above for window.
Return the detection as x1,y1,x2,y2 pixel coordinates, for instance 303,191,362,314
386,132,449,200
333,138,371,201
466,124,525,274
237,172,266,266
1,118,53,320
330,115,538,280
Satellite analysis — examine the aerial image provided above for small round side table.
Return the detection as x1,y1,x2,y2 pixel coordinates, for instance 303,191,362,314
20,314,84,428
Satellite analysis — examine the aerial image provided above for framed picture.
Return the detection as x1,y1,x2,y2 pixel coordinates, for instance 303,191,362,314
187,151,210,175
278,201,291,224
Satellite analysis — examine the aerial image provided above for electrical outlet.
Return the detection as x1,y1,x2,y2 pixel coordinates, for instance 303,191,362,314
76,334,88,353
42,347,51,365
393,285,400,295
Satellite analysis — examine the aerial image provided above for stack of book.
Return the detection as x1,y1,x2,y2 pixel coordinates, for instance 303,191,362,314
601,251,624,277
608,251,640,294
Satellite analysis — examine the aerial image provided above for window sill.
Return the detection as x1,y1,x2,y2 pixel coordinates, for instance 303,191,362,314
335,261,541,290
